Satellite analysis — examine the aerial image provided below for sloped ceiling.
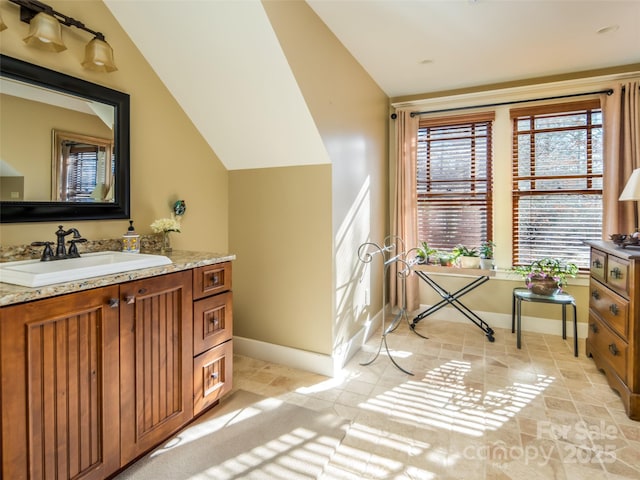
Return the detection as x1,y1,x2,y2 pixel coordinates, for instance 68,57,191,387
106,0,640,171
104,0,329,171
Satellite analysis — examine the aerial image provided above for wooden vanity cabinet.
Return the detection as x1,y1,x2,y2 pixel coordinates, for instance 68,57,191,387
1,262,232,479
0,286,121,480
119,270,193,466
586,242,640,420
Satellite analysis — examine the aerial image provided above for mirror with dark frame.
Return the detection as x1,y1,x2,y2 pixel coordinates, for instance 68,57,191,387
0,54,130,223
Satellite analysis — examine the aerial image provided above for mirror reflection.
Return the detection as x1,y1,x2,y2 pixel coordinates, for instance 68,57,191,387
0,54,129,223
0,77,116,203
52,130,114,202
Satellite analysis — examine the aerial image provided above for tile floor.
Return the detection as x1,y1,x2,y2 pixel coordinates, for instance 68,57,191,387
233,317,640,479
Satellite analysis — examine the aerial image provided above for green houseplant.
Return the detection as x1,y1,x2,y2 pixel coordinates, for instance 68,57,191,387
415,241,437,264
437,251,455,267
479,241,496,270
513,257,578,295
452,245,480,269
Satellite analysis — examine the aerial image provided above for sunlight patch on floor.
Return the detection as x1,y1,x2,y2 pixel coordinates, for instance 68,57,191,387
360,359,554,437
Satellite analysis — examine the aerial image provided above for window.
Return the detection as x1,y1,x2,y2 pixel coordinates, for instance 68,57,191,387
511,100,603,270
65,149,99,200
53,130,114,202
416,113,494,250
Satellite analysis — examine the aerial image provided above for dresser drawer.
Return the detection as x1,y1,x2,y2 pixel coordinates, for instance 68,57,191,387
193,291,233,355
589,280,629,339
193,262,232,300
194,340,233,415
590,249,607,283
607,256,630,298
588,315,628,384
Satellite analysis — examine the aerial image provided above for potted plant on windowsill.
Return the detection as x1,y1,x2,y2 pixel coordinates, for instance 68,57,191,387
452,245,481,269
436,250,455,267
415,241,437,264
513,257,578,295
479,241,496,270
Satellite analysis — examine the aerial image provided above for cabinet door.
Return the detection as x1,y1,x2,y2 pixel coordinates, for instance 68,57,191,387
1,286,120,480
119,271,193,465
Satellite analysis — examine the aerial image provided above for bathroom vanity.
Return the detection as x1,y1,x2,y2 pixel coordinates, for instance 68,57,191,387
0,251,234,480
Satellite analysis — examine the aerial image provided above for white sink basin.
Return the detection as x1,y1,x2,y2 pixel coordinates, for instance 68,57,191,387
0,251,172,287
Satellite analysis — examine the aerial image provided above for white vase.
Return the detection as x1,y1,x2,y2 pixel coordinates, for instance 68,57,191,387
459,256,481,269
480,258,494,270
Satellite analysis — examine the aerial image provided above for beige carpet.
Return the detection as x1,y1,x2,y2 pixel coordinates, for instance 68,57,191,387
115,390,350,480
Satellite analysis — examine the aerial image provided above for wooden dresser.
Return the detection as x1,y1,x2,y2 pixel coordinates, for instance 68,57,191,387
585,241,640,420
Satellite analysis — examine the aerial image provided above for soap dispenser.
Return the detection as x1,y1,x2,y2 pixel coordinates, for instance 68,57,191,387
122,220,140,253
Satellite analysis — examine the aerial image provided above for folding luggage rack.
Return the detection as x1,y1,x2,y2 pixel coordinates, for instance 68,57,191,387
411,265,496,342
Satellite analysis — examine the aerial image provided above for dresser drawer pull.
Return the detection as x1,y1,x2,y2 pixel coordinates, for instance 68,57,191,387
591,289,600,300
592,259,602,268
109,297,119,308
589,323,598,333
610,267,623,280
609,304,619,315
608,343,619,356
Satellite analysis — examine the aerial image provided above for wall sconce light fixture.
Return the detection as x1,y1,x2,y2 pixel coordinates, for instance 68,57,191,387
619,168,640,232
8,0,117,72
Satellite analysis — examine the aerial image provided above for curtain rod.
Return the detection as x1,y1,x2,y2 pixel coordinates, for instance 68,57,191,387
390,88,613,119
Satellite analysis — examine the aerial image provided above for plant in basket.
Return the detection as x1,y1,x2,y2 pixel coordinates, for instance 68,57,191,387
513,258,578,295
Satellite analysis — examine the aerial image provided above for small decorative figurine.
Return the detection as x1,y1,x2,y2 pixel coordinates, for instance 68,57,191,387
174,200,186,217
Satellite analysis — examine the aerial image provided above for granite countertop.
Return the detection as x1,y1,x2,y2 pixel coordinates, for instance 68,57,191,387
0,250,235,307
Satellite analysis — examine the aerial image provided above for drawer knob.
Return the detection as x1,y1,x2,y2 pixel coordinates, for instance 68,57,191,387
608,343,619,356
210,372,219,380
589,323,598,333
610,267,623,279
609,304,619,316
591,289,600,300
109,298,119,308
125,295,135,304
593,259,602,268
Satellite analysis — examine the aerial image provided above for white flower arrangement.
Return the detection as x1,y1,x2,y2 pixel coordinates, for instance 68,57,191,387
150,217,181,233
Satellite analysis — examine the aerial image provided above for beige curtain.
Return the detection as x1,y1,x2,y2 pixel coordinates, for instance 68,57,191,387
602,81,640,236
390,110,420,311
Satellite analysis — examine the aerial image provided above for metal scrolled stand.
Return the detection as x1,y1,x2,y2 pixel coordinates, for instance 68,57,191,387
357,236,414,375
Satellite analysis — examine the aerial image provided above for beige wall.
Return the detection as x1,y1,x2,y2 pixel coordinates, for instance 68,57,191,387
229,165,333,353
256,0,388,354
0,0,228,253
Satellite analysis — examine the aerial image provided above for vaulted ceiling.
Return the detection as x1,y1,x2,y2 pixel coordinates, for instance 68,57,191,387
105,0,640,170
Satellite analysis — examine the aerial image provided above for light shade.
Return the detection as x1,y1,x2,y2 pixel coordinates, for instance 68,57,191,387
82,37,117,72
23,12,66,52
619,168,640,201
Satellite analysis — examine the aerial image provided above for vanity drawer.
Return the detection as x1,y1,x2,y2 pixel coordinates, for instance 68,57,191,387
193,340,233,416
193,262,232,300
589,280,629,339
193,292,233,355
590,249,607,283
588,315,628,384
607,256,630,298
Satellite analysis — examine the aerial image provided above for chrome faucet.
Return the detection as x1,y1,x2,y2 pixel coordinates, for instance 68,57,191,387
31,225,85,261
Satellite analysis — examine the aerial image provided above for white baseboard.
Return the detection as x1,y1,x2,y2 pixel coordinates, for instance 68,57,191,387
233,309,383,378
234,305,585,377
411,304,587,340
